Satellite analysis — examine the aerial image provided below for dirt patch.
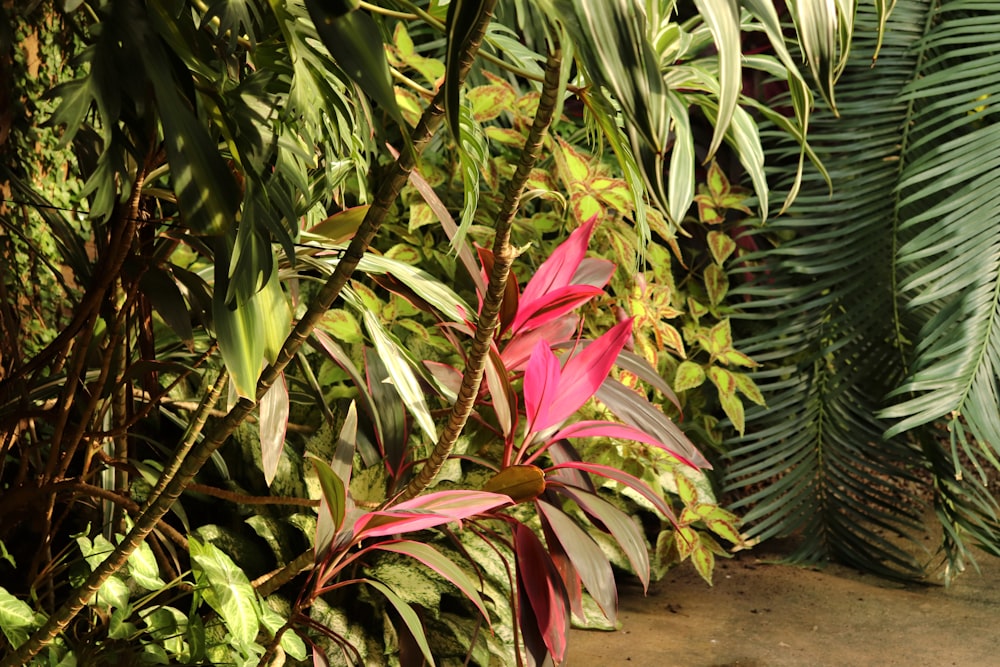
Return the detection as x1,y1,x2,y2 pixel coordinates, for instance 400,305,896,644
567,542,1000,666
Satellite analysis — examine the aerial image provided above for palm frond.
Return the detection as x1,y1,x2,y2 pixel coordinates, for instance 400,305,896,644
723,0,932,577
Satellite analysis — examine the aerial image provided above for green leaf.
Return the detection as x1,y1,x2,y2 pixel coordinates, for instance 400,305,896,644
364,578,436,666
139,266,195,348
707,230,737,265
691,544,716,585
189,538,260,646
128,539,166,591
306,4,405,130
311,455,347,558
142,606,190,659
361,310,437,444
451,103,487,248
445,0,490,140
691,0,741,158
0,587,40,648
674,360,706,393
718,389,745,436
704,263,728,306
213,237,263,399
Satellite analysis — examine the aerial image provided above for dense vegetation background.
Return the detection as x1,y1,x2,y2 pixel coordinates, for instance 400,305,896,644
2,0,1000,664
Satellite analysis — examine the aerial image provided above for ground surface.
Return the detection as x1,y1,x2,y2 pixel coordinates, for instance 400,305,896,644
565,538,1000,666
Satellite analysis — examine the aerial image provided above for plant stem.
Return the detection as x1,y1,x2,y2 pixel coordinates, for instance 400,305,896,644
1,4,498,662
397,45,564,503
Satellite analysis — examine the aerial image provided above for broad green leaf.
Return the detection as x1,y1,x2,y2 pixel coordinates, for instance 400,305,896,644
718,389,745,435
707,365,737,397
189,538,260,646
364,578,436,666
733,372,766,406
213,237,263,399
0,587,39,648
128,538,166,591
674,360,706,393
259,373,289,486
258,598,307,660
256,265,291,364
676,473,699,507
142,606,190,659
139,266,195,348
306,205,370,244
691,544,716,585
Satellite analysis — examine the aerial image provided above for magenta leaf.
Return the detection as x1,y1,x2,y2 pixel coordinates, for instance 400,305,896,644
553,419,702,470
352,490,511,541
519,215,599,308
523,341,561,435
501,315,580,372
541,318,634,430
548,460,678,527
558,486,651,591
510,284,604,335
537,499,617,624
371,540,491,622
514,522,569,664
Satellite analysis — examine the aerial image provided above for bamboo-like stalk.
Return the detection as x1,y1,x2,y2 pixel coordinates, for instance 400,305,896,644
1,3,498,663
396,45,565,503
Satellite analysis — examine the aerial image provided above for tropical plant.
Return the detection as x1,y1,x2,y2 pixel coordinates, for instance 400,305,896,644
0,0,880,664
724,0,1000,580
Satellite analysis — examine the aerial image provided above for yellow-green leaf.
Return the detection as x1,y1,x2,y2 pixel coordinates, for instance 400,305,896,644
734,372,766,406
707,230,737,265
483,465,546,504
707,365,737,397
704,263,728,306
674,361,706,393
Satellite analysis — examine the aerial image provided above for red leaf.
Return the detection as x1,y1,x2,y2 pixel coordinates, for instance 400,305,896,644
510,285,603,334
553,419,701,470
570,257,616,288
514,523,569,664
500,315,579,371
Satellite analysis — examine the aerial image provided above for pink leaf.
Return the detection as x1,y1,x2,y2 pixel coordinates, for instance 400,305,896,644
510,285,604,334
523,341,561,435
542,319,633,430
514,522,569,664
571,257,616,288
548,460,678,527
519,216,599,308
501,315,579,372
352,490,511,541
552,419,702,469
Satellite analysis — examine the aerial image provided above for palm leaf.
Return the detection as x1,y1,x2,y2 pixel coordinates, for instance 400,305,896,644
723,0,930,577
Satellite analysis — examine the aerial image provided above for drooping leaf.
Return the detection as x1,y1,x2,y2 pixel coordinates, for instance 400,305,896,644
353,490,511,541
549,459,678,526
445,0,490,139
312,455,347,558
259,373,289,486
536,500,617,625
363,578,435,666
553,420,701,472
513,522,569,664
371,540,491,622
306,3,405,130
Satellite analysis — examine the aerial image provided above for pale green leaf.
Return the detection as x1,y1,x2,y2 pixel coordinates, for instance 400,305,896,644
189,538,260,646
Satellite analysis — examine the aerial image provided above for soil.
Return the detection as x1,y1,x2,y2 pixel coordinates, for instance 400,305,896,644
565,537,1000,667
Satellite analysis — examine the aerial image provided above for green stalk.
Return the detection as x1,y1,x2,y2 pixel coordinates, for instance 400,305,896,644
397,45,565,503
2,4,498,663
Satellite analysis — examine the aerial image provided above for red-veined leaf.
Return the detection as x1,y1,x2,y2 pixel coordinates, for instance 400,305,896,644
549,460,677,527
537,499,617,624
353,490,510,541
259,373,289,486
514,523,569,664
371,540,491,622
558,487,651,591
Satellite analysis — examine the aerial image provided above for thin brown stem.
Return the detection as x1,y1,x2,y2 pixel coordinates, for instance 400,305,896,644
397,45,565,503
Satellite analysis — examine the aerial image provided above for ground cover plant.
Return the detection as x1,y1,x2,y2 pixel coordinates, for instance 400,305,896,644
7,0,999,665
